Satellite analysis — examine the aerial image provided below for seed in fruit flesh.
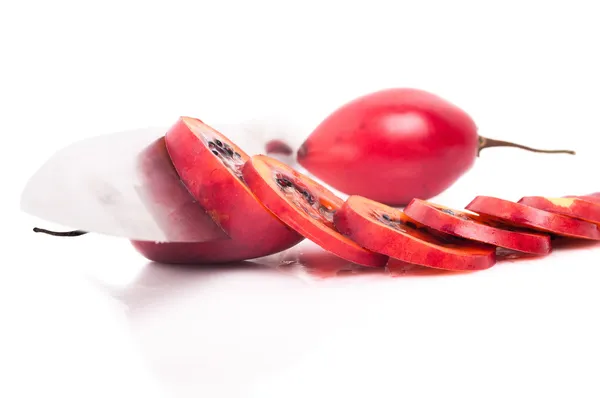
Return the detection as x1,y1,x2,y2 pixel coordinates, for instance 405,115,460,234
164,116,304,257
466,196,600,240
242,154,388,267
333,195,496,271
404,199,552,254
518,196,600,225
297,88,574,206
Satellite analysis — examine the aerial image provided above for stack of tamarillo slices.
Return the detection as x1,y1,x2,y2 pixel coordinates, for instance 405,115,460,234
131,117,600,272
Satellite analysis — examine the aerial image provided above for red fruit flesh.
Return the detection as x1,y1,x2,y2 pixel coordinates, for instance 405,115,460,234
518,196,600,225
466,196,600,240
163,116,304,254
333,196,496,271
404,199,552,254
297,88,574,206
242,155,388,267
134,137,229,242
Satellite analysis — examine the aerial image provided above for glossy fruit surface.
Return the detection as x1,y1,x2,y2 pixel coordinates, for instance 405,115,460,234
297,88,479,205
334,195,496,271
297,88,574,206
518,196,600,225
242,155,388,267
466,196,600,240
164,116,304,255
404,199,552,254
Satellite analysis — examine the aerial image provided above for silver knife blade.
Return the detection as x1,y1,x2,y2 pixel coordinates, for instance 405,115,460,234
20,125,233,242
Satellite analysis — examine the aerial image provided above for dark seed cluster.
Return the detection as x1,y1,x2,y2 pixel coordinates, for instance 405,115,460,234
275,173,334,225
440,208,456,216
207,139,244,178
374,212,417,231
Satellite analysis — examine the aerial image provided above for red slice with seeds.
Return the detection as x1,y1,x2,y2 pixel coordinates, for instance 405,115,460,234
404,199,552,254
163,117,304,256
130,134,301,264
241,155,388,267
466,196,600,240
518,196,600,225
333,195,496,271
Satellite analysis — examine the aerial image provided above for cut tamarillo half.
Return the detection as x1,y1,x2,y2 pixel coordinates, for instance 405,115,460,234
241,155,389,267
403,199,552,255
518,196,600,225
333,195,496,271
465,196,600,241
164,116,304,256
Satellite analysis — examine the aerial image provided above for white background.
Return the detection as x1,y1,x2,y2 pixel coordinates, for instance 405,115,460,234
2,1,600,397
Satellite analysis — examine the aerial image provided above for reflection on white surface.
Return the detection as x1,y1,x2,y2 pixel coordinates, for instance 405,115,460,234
83,238,594,397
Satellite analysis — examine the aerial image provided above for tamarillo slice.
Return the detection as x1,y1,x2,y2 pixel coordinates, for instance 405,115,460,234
164,117,304,256
241,155,388,267
404,199,552,255
518,196,600,225
466,196,600,241
333,195,496,271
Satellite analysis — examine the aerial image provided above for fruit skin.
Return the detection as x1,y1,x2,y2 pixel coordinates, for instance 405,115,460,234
333,195,496,271
297,88,480,205
130,238,295,265
518,196,600,224
404,199,552,254
134,136,229,242
162,117,304,258
265,139,294,156
242,155,389,268
466,196,600,240
565,193,600,205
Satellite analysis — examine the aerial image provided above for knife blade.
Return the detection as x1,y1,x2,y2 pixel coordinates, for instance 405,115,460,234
20,125,232,242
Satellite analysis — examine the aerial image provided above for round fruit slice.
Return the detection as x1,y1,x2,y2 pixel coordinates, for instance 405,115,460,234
518,196,600,224
404,199,552,254
466,196,600,240
333,195,496,271
241,155,388,267
164,116,304,256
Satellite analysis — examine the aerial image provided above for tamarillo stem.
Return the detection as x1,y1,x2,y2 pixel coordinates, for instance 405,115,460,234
478,136,576,156
33,227,88,237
